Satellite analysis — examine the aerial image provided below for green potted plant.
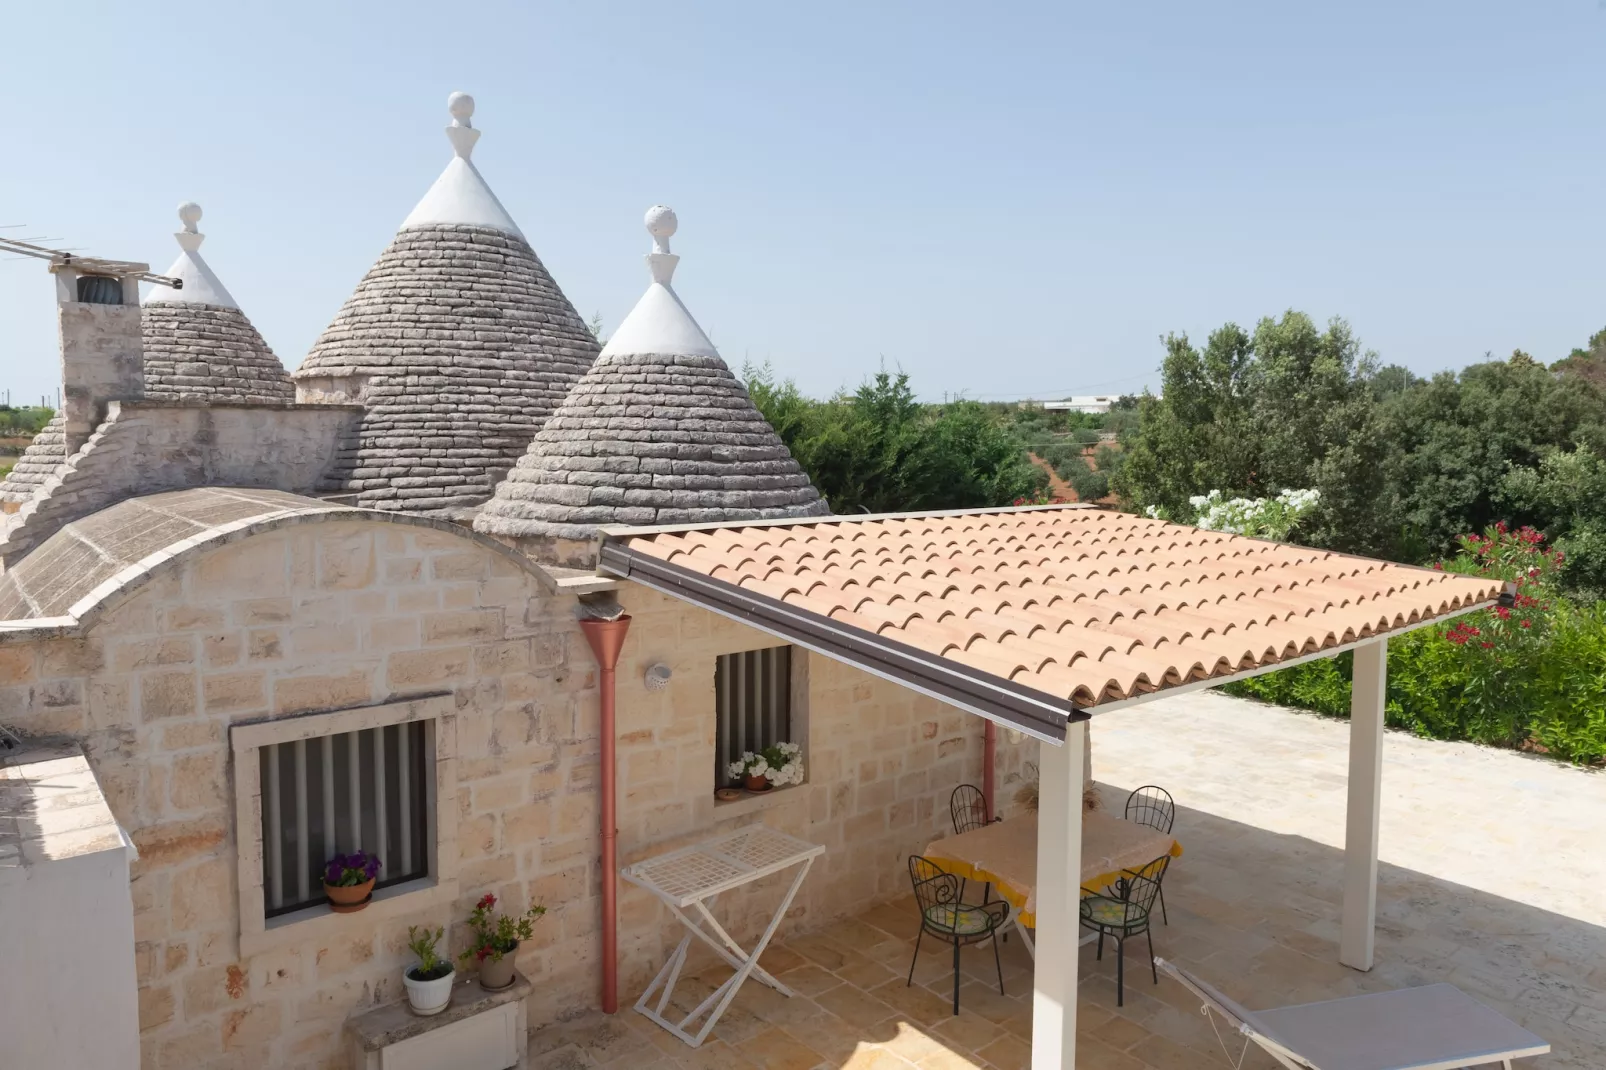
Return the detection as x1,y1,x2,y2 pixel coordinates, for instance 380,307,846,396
727,741,804,792
402,925,455,1015
323,851,381,912
460,893,546,990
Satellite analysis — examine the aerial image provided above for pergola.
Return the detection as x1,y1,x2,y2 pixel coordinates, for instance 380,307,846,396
598,503,1503,1069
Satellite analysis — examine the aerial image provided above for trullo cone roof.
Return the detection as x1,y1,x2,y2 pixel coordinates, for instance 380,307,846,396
0,414,68,511
141,202,295,404
295,93,599,516
475,206,828,550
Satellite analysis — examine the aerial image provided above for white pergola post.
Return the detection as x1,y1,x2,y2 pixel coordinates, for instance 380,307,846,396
1341,638,1387,970
1032,720,1086,1070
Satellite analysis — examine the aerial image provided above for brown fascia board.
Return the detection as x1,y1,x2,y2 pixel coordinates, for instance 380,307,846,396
598,540,1082,743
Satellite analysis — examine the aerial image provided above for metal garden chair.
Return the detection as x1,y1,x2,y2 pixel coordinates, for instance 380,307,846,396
1124,784,1175,924
1079,854,1170,1006
906,855,1008,1015
949,783,1001,910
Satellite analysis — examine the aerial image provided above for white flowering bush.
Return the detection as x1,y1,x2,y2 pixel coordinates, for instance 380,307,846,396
728,741,805,787
1148,488,1320,541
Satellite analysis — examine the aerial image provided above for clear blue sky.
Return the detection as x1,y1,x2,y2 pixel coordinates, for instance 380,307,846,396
3,1,1603,406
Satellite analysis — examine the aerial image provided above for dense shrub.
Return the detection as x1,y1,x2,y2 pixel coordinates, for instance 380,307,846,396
1069,466,1109,501
1227,524,1606,764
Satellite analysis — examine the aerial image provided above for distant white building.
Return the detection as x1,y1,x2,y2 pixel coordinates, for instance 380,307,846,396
1045,395,1120,414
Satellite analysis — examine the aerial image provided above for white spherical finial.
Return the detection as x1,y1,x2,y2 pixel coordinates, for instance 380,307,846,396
448,91,475,128
645,204,677,254
177,201,203,233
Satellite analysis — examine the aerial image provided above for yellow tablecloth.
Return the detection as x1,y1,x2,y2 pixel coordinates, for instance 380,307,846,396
923,811,1181,928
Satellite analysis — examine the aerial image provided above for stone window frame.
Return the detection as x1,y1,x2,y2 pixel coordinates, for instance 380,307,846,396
712,646,811,817
231,693,459,958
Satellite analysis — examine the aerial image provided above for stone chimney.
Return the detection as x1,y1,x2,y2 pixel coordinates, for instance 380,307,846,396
48,258,148,455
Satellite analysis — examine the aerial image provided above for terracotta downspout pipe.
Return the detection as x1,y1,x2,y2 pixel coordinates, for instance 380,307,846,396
983,720,997,821
579,615,631,1014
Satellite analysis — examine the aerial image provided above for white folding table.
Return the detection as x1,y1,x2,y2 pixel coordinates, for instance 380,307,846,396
620,825,824,1048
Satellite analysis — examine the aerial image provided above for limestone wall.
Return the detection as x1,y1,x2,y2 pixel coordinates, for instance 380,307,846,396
0,400,362,566
0,518,1035,1069
595,586,1040,1026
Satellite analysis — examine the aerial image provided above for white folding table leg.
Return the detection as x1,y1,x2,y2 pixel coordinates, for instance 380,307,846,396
635,932,691,1020
685,858,814,1046
657,898,793,995
691,899,795,995
1010,905,1036,960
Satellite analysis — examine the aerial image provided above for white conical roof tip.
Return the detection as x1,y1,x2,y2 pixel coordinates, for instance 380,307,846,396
398,92,522,236
645,205,677,253
598,204,718,359
146,199,237,307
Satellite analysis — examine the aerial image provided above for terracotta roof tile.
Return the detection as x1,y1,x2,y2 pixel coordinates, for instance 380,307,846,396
609,505,1503,710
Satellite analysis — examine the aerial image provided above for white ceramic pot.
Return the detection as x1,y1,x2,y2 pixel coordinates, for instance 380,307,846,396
402,966,455,1016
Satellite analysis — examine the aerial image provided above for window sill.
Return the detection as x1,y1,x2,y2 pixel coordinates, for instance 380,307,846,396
712,783,807,821
240,876,458,958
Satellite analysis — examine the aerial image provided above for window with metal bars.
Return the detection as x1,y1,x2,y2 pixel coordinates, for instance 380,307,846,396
714,646,794,787
258,721,431,917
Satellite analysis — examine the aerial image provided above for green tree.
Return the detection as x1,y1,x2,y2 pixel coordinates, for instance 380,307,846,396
745,365,1041,514
1375,355,1606,561
1113,312,1387,553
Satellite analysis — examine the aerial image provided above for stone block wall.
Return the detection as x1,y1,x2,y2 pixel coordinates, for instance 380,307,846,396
0,518,592,1068
599,587,1040,1021
58,299,144,456
0,400,362,566
0,516,1036,1068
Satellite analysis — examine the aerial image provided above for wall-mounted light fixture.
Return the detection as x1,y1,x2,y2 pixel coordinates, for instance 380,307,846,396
644,664,673,691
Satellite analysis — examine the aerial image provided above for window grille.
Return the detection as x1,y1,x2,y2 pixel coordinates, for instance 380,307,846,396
715,646,792,786
258,720,430,917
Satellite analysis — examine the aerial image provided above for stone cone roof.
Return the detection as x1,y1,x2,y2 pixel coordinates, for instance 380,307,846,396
475,206,827,551
142,304,294,403
0,414,68,510
142,202,296,404
297,95,599,516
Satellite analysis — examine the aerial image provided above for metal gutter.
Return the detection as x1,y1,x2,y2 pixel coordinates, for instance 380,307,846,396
599,541,1081,742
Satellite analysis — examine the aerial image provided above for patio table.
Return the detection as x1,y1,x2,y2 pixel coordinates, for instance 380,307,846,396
620,825,824,1048
923,810,1182,957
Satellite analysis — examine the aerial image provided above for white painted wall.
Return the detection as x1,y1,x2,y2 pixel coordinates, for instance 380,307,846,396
0,842,140,1069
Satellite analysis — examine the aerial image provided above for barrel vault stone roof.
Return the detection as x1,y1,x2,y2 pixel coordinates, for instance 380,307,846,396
0,485,549,625
475,206,828,547
296,94,599,517
142,203,295,404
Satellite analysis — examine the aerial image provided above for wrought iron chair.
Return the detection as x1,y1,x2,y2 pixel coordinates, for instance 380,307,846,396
907,855,1008,1015
949,784,1002,907
1124,784,1175,924
1079,854,1170,1006
950,783,992,834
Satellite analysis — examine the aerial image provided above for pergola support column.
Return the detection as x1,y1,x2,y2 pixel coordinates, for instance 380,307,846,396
1341,638,1386,970
1032,721,1085,1070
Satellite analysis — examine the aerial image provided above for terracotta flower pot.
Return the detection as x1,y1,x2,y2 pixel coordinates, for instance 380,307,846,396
743,774,770,792
324,878,374,913
479,942,518,990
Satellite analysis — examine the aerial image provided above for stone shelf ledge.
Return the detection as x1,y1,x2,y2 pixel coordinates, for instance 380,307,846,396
348,971,530,1070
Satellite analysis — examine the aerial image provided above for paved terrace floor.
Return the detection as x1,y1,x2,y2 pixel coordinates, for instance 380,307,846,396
529,691,1606,1069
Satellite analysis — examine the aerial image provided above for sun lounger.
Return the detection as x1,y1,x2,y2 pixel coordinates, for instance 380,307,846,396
1155,958,1549,1070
